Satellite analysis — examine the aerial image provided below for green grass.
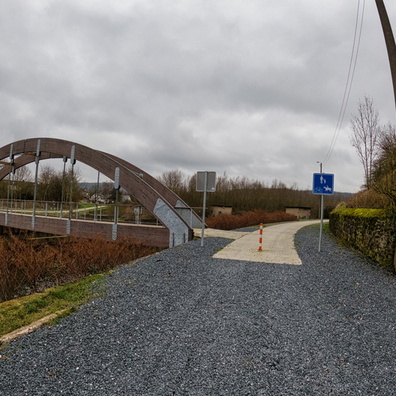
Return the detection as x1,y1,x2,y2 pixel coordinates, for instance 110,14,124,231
0,274,105,337
77,203,97,209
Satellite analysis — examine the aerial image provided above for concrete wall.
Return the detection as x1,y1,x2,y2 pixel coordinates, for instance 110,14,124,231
211,206,232,216
286,207,311,220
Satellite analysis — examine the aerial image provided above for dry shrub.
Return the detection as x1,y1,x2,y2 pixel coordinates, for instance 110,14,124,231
346,189,392,209
0,233,159,302
206,210,297,230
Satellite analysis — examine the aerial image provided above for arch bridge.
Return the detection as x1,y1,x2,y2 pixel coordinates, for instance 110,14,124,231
0,138,202,248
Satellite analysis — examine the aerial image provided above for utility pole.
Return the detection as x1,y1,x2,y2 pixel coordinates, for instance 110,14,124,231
375,0,396,110
375,1,396,268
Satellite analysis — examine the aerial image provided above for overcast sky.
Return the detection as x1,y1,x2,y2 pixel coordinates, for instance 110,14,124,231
1,0,396,193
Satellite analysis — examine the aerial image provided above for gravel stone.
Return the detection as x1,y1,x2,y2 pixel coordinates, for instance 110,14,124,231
1,225,396,395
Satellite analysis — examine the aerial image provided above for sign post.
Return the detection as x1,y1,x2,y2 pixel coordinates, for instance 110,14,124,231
312,172,334,252
196,171,216,246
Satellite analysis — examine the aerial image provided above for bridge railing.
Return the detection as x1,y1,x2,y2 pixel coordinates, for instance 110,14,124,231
0,199,160,226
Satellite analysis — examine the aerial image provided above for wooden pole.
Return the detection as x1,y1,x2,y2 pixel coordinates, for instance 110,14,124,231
375,0,396,271
375,0,396,110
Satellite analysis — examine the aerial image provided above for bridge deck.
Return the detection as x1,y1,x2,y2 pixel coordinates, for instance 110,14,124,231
0,212,172,247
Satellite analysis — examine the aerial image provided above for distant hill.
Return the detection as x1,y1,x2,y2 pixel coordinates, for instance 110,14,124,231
333,191,355,200
79,182,98,190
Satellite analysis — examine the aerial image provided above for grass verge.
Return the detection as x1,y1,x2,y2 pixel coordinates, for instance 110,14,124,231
0,273,105,338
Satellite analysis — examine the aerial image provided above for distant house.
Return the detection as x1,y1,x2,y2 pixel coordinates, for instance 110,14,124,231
89,194,106,204
211,205,232,216
285,206,311,220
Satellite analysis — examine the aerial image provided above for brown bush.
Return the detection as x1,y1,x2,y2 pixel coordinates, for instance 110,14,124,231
206,210,297,230
0,233,159,302
346,189,392,209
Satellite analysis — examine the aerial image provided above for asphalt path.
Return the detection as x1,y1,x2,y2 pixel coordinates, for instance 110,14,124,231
1,223,396,395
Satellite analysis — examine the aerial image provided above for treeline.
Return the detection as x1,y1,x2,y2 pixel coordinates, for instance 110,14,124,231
0,164,352,217
0,165,120,204
158,170,351,217
0,165,83,202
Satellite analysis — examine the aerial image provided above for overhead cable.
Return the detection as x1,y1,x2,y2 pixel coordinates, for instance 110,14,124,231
323,0,366,166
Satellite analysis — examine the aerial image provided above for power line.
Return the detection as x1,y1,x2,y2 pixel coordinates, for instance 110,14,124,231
323,0,366,166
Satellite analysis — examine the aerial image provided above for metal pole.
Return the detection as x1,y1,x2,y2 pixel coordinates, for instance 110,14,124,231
94,171,100,222
69,165,74,221
5,167,11,225
6,145,14,224
319,194,324,252
69,146,76,221
318,162,324,252
32,158,39,227
200,171,208,247
60,156,67,218
66,146,76,235
32,140,41,229
113,167,120,240
114,190,119,223
9,166,14,213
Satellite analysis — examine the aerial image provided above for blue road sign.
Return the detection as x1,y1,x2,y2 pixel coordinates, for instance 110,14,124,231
312,173,334,195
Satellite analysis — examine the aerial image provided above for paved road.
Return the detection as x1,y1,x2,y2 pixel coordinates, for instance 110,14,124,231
212,220,322,264
1,223,396,395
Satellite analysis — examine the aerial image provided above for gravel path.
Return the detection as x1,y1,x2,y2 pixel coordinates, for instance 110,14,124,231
1,225,396,395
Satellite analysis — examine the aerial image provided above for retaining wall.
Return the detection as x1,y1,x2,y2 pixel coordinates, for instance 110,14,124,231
329,207,396,272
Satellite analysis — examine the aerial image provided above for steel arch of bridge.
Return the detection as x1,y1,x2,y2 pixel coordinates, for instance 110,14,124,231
0,138,201,247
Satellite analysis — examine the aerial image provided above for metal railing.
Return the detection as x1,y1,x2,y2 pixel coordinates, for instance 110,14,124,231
0,199,160,226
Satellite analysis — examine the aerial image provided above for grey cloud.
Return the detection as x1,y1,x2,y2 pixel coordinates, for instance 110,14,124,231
0,1,395,192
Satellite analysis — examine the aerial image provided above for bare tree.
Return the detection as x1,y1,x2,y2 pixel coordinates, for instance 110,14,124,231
14,166,33,182
371,123,396,205
13,166,34,200
350,96,381,189
38,164,83,202
157,170,186,194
